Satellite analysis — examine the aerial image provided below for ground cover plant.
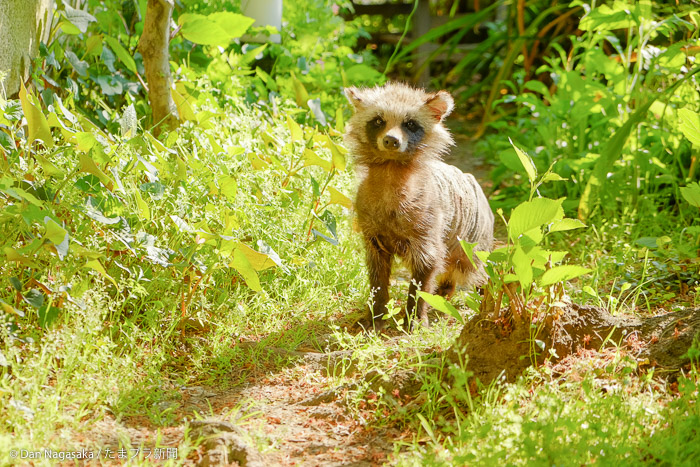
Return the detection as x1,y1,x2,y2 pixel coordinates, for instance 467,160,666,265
1,0,699,465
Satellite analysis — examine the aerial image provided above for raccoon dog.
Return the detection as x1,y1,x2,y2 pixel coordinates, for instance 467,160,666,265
344,82,494,329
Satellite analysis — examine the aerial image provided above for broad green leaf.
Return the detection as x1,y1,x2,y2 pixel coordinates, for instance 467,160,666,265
0,299,25,317
4,247,39,268
540,265,592,286
248,153,269,170
549,218,587,233
12,187,44,206
303,149,332,172
678,108,700,147
231,248,261,291
680,182,700,207
44,217,68,245
235,243,276,271
19,83,54,148
104,36,137,74
344,64,384,85
290,71,309,108
417,292,463,324
172,85,196,122
85,34,103,57
459,239,478,269
38,305,60,328
218,175,238,202
178,13,231,46
44,217,69,259
35,154,64,178
79,152,114,190
85,259,118,287
508,198,564,241
176,157,187,181
541,172,567,183
58,20,81,35
287,115,304,143
509,138,536,183
328,187,352,209
318,134,346,171
74,132,97,152
134,189,151,220
512,246,533,290
209,12,255,40
63,4,96,33
65,51,88,77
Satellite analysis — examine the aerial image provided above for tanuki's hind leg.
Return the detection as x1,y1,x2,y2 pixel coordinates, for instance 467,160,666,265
436,279,456,299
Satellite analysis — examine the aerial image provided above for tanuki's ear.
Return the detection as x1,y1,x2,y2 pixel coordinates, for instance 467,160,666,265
344,87,364,111
425,90,454,122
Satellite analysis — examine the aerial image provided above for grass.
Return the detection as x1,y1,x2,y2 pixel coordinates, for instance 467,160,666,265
2,75,699,466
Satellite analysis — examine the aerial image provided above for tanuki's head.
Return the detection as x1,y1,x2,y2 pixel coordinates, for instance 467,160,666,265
344,82,455,165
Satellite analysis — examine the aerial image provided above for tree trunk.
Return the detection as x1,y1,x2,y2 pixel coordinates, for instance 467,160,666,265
0,0,54,97
138,0,179,136
447,300,700,385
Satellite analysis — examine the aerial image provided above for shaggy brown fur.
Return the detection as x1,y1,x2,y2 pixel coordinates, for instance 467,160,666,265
344,82,494,329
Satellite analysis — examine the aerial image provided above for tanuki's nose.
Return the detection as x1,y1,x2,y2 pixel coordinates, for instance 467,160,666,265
382,135,400,150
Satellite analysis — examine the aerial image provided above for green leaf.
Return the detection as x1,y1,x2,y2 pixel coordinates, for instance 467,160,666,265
540,265,592,286
34,154,64,178
19,83,54,148
290,71,309,108
508,198,564,241
85,259,118,287
549,218,587,233
509,138,536,183
65,51,89,77
328,187,352,209
459,240,478,269
512,246,533,290
63,4,96,33
134,189,151,220
23,289,45,309
209,12,255,40
680,182,700,208
417,292,463,324
178,13,231,46
303,148,332,172
104,36,137,74
678,108,700,147
287,115,304,143
218,175,238,202
44,217,68,245
44,217,69,260
38,304,60,328
235,243,276,271
79,152,114,190
321,135,346,171
231,248,261,291
4,247,39,268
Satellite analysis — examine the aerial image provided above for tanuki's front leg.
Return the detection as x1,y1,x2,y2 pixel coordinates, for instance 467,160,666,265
366,237,392,330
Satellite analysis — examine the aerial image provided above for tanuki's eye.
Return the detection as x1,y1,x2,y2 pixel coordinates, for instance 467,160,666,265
372,117,385,127
405,120,419,132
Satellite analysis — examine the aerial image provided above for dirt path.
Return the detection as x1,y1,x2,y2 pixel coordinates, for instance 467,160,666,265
194,364,400,466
